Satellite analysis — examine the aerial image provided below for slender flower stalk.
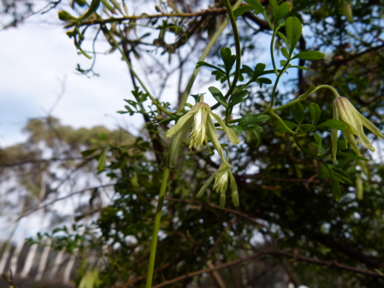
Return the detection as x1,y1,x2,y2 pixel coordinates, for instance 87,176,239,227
332,96,384,161
166,102,240,167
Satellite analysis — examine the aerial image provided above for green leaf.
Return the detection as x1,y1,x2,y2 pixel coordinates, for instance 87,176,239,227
275,120,297,133
337,140,348,151
208,86,228,108
331,167,352,184
285,17,302,53
314,133,322,145
58,10,78,21
268,0,278,12
337,152,369,161
241,64,254,76
281,47,289,59
257,77,272,87
98,132,108,141
309,103,321,125
290,102,304,124
229,90,249,107
97,148,108,172
251,127,262,146
220,47,236,74
311,142,320,149
196,61,225,73
275,2,291,23
317,119,347,130
331,174,342,201
254,63,266,78
293,51,325,61
290,65,308,71
251,114,270,123
233,5,254,18
230,125,243,136
81,149,98,157
318,165,330,179
239,114,270,127
79,0,101,21
244,0,264,14
229,96,244,107
277,31,289,47
301,124,314,131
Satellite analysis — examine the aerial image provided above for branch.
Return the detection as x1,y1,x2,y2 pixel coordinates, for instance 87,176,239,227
151,250,384,287
18,183,114,220
68,6,234,28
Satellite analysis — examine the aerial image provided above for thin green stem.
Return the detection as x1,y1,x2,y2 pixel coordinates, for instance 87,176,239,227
270,29,278,75
223,0,241,100
145,166,170,288
102,26,172,116
273,84,341,112
268,110,296,134
177,0,243,112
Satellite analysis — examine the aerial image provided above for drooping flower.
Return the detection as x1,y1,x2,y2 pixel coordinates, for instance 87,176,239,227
331,96,384,161
196,162,239,208
166,102,240,167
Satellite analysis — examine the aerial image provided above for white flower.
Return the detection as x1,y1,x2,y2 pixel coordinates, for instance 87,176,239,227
166,102,240,167
332,96,384,161
196,163,239,208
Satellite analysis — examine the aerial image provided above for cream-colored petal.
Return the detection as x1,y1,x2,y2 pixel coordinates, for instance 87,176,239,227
206,117,230,166
342,129,360,155
210,112,241,145
338,98,375,151
188,106,209,150
337,98,360,136
359,113,384,140
166,110,197,138
196,173,216,198
229,172,239,207
213,165,230,194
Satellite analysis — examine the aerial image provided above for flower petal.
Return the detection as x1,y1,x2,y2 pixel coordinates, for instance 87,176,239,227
229,171,239,207
342,129,360,155
210,112,241,145
196,172,216,198
359,113,384,140
188,106,209,150
220,193,226,208
166,110,196,138
206,117,230,166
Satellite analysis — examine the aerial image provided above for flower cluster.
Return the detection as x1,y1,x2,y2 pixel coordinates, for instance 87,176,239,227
332,96,384,161
166,102,240,167
166,101,240,206
196,162,239,208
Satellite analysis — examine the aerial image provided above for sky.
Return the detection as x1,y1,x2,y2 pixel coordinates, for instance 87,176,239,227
0,7,145,147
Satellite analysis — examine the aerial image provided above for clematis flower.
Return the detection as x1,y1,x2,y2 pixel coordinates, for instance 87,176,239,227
166,102,240,167
331,96,384,162
196,162,239,208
